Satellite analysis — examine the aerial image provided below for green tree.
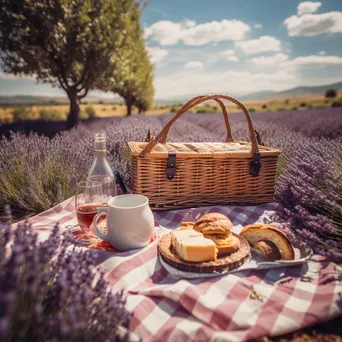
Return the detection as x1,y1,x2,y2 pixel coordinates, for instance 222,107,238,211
39,108,64,120
85,105,96,118
135,67,154,114
99,1,154,115
0,0,130,128
116,52,154,115
325,88,337,98
12,107,33,122
132,57,154,114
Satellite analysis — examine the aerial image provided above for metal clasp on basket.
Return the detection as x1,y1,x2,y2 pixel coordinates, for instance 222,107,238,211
166,152,176,180
251,152,261,177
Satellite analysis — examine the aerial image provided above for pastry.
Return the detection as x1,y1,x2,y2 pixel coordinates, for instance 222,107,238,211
192,213,239,257
171,229,217,262
254,241,281,260
240,224,294,260
206,234,240,257
178,222,195,230
193,213,232,236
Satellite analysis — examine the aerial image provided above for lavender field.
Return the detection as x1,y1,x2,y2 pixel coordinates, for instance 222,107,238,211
0,108,341,257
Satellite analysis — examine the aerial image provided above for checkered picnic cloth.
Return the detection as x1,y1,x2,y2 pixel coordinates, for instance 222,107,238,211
26,197,342,342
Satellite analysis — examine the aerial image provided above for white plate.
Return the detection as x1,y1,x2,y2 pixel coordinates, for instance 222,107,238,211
250,244,313,266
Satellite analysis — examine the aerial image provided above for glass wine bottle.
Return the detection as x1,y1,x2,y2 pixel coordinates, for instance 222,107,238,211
87,133,117,198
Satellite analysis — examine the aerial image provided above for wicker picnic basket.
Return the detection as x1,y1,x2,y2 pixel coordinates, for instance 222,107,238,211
128,94,280,210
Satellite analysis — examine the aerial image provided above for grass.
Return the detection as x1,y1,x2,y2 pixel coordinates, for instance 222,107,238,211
276,155,287,178
0,103,129,122
1,95,341,123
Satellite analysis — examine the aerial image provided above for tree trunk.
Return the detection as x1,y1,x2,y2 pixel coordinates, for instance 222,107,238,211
125,98,133,116
66,88,80,129
138,108,142,114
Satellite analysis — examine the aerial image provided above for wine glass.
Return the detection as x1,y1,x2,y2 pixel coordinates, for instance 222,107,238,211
75,181,106,233
87,175,117,201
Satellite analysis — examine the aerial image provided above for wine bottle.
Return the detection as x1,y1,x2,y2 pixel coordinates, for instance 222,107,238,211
88,133,117,197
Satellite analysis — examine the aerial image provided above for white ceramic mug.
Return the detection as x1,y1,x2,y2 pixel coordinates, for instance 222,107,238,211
93,194,154,251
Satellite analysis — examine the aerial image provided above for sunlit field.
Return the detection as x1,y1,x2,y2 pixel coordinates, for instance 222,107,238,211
1,95,341,124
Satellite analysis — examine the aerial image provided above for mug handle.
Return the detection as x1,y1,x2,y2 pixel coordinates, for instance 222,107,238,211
93,207,109,242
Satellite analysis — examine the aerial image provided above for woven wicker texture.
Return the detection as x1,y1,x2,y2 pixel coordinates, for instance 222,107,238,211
128,94,280,209
158,232,250,273
129,141,279,158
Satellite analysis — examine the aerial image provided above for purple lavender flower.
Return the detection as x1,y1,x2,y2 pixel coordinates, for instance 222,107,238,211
0,221,132,341
276,138,342,259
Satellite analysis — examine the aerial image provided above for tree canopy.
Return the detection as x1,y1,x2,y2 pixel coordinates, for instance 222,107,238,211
98,0,154,115
135,65,154,114
0,0,149,126
325,88,337,98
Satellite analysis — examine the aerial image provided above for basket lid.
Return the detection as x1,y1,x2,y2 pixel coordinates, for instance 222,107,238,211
128,141,280,159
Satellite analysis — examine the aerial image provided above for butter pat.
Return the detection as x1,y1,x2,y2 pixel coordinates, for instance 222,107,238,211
172,230,217,262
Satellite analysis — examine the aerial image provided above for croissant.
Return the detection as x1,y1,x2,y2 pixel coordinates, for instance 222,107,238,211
240,224,294,260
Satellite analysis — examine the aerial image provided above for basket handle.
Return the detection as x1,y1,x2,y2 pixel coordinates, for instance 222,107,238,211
140,94,259,157
159,95,233,144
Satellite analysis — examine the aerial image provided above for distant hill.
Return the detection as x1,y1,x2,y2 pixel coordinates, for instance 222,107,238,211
238,90,277,101
0,95,68,105
0,95,122,105
240,81,342,101
1,81,342,105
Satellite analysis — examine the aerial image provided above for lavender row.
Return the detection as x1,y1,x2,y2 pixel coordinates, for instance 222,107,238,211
0,108,341,257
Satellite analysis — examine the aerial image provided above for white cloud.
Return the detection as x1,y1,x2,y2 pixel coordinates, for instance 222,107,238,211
146,46,169,64
283,55,342,68
250,53,289,65
221,49,239,62
249,53,342,69
183,20,251,45
144,19,250,46
254,24,263,29
235,36,281,55
227,56,239,62
164,47,240,66
184,61,204,69
297,2,322,16
319,50,326,55
284,12,342,36
223,49,235,56
144,21,181,45
154,69,297,99
184,19,196,28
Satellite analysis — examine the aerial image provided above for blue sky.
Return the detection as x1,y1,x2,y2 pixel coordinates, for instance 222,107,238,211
1,0,342,100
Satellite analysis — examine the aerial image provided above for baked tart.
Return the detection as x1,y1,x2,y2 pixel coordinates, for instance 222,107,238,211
240,224,294,260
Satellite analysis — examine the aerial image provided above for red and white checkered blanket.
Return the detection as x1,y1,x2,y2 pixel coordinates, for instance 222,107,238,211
27,197,342,342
